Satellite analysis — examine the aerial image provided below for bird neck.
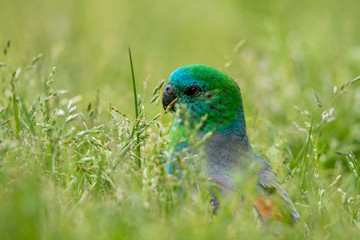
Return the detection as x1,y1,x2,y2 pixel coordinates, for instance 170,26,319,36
169,106,251,152
211,108,251,151
215,109,247,135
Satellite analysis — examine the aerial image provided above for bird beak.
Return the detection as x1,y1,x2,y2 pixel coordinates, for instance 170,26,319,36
162,84,177,112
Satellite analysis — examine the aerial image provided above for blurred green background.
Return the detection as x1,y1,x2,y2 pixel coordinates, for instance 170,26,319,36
2,0,359,115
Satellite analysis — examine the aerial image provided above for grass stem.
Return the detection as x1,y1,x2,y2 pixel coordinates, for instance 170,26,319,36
128,47,141,168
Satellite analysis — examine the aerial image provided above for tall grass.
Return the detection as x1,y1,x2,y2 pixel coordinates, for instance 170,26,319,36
1,37,359,239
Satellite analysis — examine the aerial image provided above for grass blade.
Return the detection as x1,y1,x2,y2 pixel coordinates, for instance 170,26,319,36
128,47,141,168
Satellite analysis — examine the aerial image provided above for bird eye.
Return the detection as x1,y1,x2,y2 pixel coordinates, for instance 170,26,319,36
184,85,201,96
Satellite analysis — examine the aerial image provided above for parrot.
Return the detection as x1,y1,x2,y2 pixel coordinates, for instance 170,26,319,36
162,64,300,222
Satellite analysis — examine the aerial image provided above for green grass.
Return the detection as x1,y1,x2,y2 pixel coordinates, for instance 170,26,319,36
1,0,360,239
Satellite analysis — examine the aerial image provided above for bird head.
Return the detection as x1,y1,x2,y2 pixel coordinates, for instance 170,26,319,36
162,64,245,133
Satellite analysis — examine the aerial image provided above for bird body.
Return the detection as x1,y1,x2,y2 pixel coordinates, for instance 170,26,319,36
162,64,300,221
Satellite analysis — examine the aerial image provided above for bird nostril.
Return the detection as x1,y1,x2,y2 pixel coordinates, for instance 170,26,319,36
165,85,173,94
